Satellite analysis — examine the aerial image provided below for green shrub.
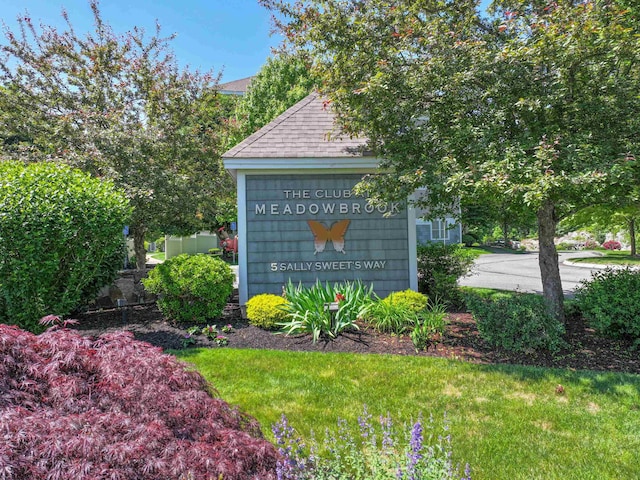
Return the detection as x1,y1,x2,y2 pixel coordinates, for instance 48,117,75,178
462,233,478,247
575,268,640,342
365,301,417,334
465,292,566,353
280,280,374,342
417,243,475,309
245,294,289,330
555,242,575,251
382,289,428,313
143,254,234,323
0,161,130,332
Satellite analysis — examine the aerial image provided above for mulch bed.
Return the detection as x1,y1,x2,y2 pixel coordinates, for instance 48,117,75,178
72,294,640,375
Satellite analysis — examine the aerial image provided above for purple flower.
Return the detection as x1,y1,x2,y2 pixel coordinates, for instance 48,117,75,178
406,421,424,480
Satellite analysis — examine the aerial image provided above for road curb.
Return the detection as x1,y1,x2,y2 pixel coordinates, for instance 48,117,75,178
563,260,640,271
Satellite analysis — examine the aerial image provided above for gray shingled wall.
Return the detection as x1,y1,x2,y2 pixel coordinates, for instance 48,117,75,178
245,174,410,299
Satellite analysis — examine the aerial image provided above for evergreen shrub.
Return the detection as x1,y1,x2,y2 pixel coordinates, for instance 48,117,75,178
246,293,289,330
575,268,640,342
382,289,428,313
143,254,234,323
0,161,130,332
417,243,475,309
465,292,566,353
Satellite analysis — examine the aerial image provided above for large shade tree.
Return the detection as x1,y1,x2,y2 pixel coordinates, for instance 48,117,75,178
262,0,640,320
232,53,317,142
0,0,234,268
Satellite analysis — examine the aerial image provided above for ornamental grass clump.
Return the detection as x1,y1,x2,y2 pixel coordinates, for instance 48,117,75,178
272,406,471,480
0,321,278,479
365,290,430,334
279,280,374,342
143,253,235,323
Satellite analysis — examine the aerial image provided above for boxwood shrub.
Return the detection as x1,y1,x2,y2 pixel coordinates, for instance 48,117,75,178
143,254,234,323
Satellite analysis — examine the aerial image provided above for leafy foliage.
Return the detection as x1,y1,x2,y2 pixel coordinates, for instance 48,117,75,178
602,240,622,251
272,406,471,480
382,289,428,313
246,293,289,330
280,280,374,342
0,161,130,332
417,244,475,309
143,254,234,323
0,324,278,479
411,301,448,353
232,53,317,143
364,301,417,334
575,268,640,342
0,1,235,268
262,0,640,320
465,292,566,353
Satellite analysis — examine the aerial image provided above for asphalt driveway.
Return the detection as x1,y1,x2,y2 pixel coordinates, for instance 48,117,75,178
458,251,603,296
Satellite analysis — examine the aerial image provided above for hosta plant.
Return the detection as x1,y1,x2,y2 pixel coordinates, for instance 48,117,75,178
0,322,278,479
280,280,374,342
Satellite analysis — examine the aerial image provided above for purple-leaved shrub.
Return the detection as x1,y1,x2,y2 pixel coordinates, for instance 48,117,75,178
0,323,278,479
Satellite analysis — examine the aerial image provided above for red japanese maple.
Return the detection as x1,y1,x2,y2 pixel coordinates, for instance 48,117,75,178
0,324,278,479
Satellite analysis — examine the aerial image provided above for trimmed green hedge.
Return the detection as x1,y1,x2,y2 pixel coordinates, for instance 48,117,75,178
143,254,234,323
0,161,130,332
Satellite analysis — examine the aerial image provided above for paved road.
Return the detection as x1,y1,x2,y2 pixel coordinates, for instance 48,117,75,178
458,251,603,296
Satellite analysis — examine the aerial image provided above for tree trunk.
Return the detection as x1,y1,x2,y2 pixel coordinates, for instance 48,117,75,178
132,224,147,270
502,220,509,248
537,200,565,322
630,218,636,257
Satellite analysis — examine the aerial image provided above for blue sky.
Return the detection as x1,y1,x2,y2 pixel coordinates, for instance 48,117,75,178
0,0,279,82
1,1,493,84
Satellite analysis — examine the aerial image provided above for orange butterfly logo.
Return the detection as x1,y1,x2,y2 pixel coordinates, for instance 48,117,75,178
307,220,351,255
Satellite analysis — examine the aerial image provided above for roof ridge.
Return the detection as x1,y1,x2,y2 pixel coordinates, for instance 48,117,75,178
224,92,319,158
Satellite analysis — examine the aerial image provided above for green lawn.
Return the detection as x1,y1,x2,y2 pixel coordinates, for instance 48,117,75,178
148,251,165,261
570,250,640,266
176,348,640,480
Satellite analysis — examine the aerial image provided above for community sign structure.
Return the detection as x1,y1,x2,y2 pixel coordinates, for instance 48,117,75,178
223,93,419,305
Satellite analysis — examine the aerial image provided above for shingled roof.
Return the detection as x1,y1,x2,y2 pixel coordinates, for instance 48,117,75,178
223,93,368,159
217,76,253,95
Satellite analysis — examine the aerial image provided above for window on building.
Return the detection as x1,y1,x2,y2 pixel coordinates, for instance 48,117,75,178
431,219,448,241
